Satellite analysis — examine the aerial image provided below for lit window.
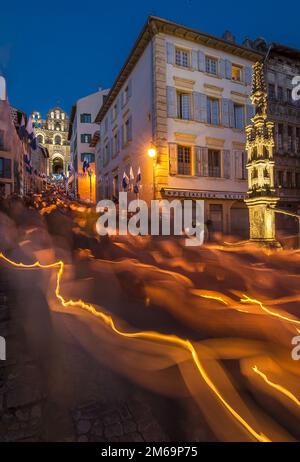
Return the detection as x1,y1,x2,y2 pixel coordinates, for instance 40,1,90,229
232,64,243,82
206,56,218,75
177,145,191,175
80,153,95,163
175,48,190,68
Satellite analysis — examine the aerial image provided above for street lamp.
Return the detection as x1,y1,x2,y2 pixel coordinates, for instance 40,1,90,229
147,144,157,199
147,146,157,158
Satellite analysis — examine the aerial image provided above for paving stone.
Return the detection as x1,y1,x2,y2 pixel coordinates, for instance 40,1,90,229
15,409,30,422
31,404,42,419
123,419,137,434
124,432,144,442
77,419,91,434
78,435,89,442
102,410,121,426
91,421,103,437
104,422,123,438
118,404,132,421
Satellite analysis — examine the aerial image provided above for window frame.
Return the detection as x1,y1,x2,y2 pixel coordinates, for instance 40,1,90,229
207,97,220,125
231,63,243,82
81,133,92,144
208,149,221,178
205,56,218,76
80,113,92,123
177,145,192,175
175,47,191,69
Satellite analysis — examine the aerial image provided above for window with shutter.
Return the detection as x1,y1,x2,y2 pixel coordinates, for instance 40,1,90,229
177,145,191,175
222,150,231,179
167,86,177,118
177,92,191,120
205,56,218,75
208,149,221,177
175,48,190,68
207,98,219,125
232,64,242,82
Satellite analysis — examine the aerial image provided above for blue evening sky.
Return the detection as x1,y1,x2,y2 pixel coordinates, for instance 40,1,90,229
1,0,299,117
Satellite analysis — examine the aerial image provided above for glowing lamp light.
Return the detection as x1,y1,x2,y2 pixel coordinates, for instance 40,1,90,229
147,147,157,158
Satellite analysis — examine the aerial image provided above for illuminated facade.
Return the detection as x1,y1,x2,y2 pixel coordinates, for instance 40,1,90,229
244,39,300,234
94,17,262,236
245,62,280,246
68,89,109,203
30,107,70,176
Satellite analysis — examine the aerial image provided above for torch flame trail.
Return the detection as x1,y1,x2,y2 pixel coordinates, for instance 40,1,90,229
0,251,270,442
252,366,300,408
241,295,300,325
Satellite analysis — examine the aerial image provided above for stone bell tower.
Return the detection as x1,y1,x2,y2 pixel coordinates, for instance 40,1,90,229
244,61,280,247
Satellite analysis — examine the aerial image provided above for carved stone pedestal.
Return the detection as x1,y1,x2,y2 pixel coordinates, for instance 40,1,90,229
245,196,281,248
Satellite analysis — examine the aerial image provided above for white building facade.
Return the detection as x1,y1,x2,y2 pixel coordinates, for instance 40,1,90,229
69,89,109,202
95,17,262,235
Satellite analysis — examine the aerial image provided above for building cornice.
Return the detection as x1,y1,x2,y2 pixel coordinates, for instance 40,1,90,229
94,16,263,124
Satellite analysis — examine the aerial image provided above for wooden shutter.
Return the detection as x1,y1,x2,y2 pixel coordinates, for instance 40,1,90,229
121,125,124,148
220,59,226,78
234,150,243,179
169,143,178,175
200,147,208,177
223,150,231,179
229,100,235,128
193,92,201,122
199,93,207,123
128,115,132,141
195,146,201,176
167,86,177,118
245,66,252,85
221,98,230,127
198,50,205,72
166,42,175,64
225,60,232,79
192,50,198,70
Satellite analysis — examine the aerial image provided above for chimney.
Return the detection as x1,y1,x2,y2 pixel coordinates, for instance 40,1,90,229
222,30,236,43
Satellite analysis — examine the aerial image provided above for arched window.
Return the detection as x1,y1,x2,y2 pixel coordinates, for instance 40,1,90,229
55,123,61,131
54,135,61,145
37,134,43,144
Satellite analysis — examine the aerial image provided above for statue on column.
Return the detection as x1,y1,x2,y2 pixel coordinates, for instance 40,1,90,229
244,61,281,247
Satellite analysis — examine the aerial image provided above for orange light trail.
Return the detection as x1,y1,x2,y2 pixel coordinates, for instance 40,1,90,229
241,294,300,325
252,366,300,408
0,251,270,442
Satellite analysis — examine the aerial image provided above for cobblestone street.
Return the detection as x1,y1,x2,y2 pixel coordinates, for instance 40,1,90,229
0,267,211,442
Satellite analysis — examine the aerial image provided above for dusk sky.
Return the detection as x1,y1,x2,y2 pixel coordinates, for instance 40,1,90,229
1,0,299,117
